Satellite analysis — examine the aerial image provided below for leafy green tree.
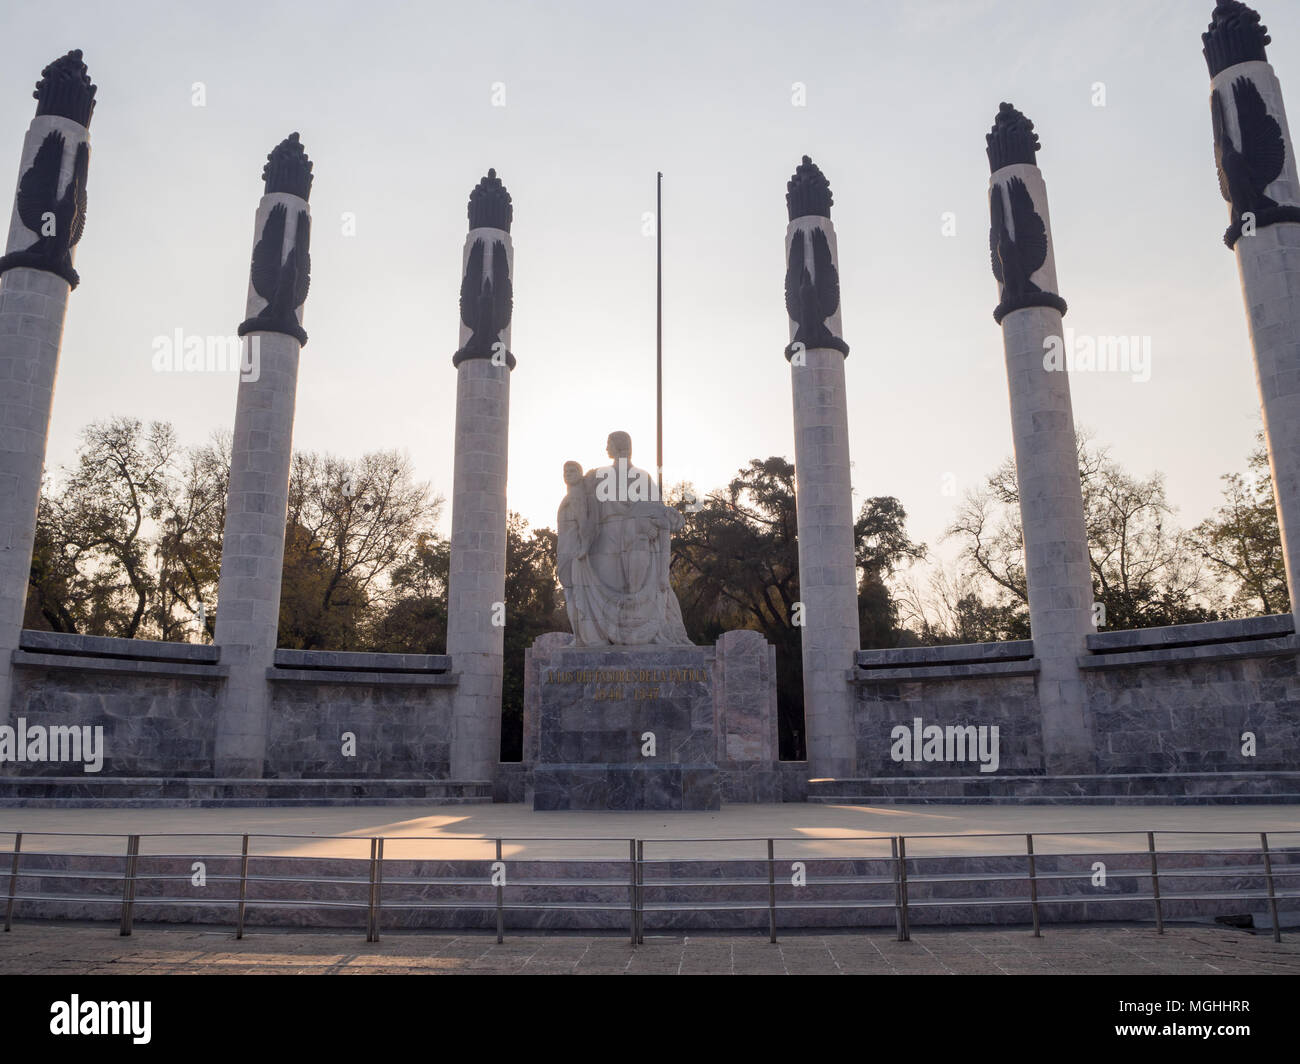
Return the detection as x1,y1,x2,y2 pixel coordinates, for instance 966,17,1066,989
281,450,438,645
25,491,88,633
37,418,173,637
365,532,449,653
276,520,372,650
151,433,228,641
1192,431,1288,616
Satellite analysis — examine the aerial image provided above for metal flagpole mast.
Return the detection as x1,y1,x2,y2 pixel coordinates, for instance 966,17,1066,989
656,171,663,499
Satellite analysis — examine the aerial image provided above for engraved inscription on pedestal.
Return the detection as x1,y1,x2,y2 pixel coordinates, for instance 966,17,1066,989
530,645,720,810
524,631,783,810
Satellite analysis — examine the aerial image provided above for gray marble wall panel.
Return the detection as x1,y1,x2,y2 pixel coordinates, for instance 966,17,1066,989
8,665,219,776
854,675,1045,777
266,681,455,779
1086,653,1300,774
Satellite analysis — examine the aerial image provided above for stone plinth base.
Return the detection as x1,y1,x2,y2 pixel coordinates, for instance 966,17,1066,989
523,632,778,810
532,764,720,811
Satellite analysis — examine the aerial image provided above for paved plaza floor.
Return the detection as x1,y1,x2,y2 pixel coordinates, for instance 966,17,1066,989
3,802,1299,859
1,922,1297,975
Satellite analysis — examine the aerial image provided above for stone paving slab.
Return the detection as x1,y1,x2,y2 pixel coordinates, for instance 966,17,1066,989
2,802,1298,859
1,923,1297,975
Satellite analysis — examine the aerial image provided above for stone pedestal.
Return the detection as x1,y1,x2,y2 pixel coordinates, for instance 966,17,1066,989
524,631,780,809
530,644,718,810
713,628,783,802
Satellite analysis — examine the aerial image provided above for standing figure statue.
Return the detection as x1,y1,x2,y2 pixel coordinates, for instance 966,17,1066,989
555,432,692,646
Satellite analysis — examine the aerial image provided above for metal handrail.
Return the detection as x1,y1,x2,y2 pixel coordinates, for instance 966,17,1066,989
0,827,1294,945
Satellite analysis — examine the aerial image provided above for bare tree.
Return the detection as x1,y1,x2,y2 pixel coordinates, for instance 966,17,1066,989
945,428,1218,632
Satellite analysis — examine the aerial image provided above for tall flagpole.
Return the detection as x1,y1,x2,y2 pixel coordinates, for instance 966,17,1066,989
656,171,663,499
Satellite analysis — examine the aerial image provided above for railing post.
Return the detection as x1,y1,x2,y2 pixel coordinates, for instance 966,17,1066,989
366,837,379,943
1261,832,1282,945
495,837,504,945
374,837,384,944
897,836,911,942
766,839,777,944
4,832,21,932
890,836,902,941
119,835,140,937
628,839,637,946
636,839,644,945
1147,832,1163,935
235,834,249,940
1026,834,1041,938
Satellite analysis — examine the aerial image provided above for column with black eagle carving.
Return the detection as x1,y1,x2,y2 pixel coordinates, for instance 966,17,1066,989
213,134,313,777
987,104,1094,774
0,51,95,725
1203,2,1300,618
783,156,859,779
446,170,514,784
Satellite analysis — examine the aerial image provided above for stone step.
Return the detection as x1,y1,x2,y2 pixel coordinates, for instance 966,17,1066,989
806,772,1300,805
0,777,494,807
5,849,1296,931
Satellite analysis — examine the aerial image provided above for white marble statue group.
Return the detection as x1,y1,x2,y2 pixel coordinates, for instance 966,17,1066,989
556,432,692,646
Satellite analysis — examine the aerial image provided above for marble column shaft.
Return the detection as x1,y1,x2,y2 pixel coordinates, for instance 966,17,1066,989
213,188,309,777
992,162,1095,775
0,111,88,724
790,348,859,779
786,210,859,779
1214,59,1300,618
447,223,512,782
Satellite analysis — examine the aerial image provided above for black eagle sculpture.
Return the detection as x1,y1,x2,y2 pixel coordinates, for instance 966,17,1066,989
1212,76,1300,247
989,176,1066,324
784,227,847,357
455,237,513,366
0,50,96,287
7,131,89,288
238,203,311,344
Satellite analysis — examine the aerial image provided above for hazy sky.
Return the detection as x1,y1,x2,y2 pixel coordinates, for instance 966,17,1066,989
3,0,1296,570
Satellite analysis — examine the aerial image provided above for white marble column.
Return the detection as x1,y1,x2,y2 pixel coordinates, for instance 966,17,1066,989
447,170,514,782
987,105,1095,774
0,51,95,725
213,134,312,777
784,156,859,779
1203,4,1300,618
